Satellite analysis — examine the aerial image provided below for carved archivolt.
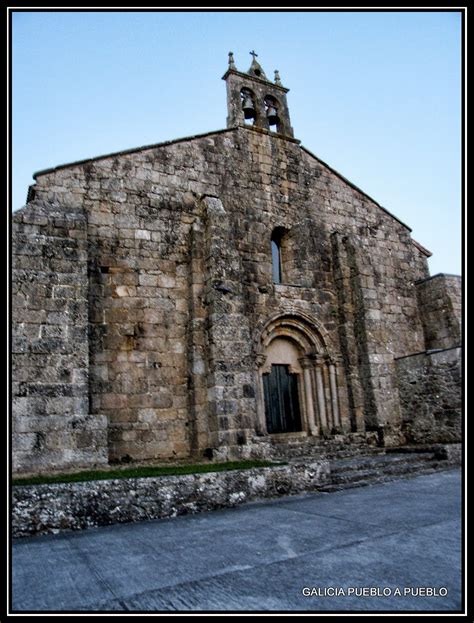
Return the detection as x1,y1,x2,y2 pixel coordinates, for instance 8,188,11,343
253,312,342,435
255,311,331,360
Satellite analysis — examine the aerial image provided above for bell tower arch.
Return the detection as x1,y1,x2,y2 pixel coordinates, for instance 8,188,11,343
222,51,294,138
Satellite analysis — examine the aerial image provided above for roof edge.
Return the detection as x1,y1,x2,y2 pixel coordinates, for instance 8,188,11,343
415,272,462,285
222,68,290,93
237,123,300,144
300,145,412,232
32,128,437,244
412,238,432,258
33,128,236,179
394,345,462,361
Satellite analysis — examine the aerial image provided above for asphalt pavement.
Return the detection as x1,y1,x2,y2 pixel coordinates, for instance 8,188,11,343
11,468,463,613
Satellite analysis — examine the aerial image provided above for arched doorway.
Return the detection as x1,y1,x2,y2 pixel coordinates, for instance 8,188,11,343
255,313,343,437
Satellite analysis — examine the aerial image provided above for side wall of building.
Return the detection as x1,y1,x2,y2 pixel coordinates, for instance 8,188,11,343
395,347,462,444
416,274,462,350
395,273,463,445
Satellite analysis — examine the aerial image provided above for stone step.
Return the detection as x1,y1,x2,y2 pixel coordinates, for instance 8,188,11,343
270,441,385,461
330,452,434,475
318,466,444,493
331,461,433,484
319,464,450,492
318,452,451,492
385,444,442,454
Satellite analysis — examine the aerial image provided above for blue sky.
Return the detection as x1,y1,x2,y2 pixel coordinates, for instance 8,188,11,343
11,10,463,275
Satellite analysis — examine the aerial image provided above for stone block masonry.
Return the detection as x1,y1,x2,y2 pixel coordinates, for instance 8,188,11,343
12,460,330,538
11,53,462,474
12,202,108,474
395,347,462,444
416,274,462,350
11,447,461,538
11,125,441,471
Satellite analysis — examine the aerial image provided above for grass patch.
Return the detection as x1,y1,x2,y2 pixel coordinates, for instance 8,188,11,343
12,459,284,487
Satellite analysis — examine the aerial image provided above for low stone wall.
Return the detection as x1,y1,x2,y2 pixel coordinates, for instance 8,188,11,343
396,347,462,444
12,460,329,538
433,442,463,463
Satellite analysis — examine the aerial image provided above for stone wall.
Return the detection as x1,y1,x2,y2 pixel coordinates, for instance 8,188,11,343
11,448,461,538
12,460,330,538
13,125,431,471
12,202,107,474
416,274,462,350
395,347,462,444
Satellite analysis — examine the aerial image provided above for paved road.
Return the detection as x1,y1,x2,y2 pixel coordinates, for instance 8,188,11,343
12,469,462,613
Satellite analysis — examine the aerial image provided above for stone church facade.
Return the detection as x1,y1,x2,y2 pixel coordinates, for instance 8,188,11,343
12,53,462,475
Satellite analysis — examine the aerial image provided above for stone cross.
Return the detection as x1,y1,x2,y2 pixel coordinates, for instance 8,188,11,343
250,50,258,60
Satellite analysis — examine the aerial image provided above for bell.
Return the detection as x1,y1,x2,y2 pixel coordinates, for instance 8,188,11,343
242,96,256,119
266,105,278,126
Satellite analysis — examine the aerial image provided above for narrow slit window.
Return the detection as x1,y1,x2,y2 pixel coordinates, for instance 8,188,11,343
271,227,287,284
272,238,282,284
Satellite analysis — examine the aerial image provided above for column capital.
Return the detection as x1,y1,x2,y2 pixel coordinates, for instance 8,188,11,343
298,356,313,369
314,354,327,366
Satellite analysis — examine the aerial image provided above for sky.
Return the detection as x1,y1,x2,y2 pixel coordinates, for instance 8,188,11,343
11,10,463,276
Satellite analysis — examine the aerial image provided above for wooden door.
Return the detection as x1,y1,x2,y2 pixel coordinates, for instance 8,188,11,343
263,364,302,434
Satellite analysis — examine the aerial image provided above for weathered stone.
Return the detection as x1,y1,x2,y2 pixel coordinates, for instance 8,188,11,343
395,347,462,444
11,53,462,475
11,460,329,537
416,274,462,350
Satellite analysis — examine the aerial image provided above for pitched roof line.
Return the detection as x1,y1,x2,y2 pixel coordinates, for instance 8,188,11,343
33,125,415,235
300,145,412,232
33,128,236,179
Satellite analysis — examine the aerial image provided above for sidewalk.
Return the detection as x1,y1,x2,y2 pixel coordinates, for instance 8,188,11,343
11,469,462,613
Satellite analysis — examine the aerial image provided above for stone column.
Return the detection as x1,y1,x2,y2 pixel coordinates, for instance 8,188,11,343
255,354,268,435
299,357,318,436
314,355,328,433
328,356,341,429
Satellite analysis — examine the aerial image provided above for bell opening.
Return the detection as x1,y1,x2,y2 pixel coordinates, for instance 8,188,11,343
264,96,280,131
243,104,255,120
267,107,278,127
241,89,256,124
